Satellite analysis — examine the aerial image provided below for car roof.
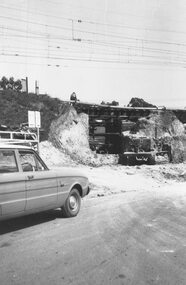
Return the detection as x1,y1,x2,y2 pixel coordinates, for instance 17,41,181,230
0,143,33,150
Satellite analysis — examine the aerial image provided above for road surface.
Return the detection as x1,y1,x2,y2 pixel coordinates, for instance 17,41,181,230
0,185,186,285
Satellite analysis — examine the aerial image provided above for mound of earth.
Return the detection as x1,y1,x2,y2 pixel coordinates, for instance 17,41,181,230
48,104,118,166
40,141,77,168
123,111,186,163
136,111,185,137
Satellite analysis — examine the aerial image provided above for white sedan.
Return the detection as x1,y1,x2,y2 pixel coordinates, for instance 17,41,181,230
0,144,90,221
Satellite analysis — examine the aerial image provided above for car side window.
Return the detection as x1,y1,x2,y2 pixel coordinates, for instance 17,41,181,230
19,151,45,172
0,150,18,173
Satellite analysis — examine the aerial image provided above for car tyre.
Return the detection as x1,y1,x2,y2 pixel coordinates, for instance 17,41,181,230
61,188,81,218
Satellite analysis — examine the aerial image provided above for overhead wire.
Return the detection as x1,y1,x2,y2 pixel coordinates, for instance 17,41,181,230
2,40,186,63
2,3,186,37
2,50,186,69
2,26,186,61
1,2,186,68
2,14,186,48
36,0,186,26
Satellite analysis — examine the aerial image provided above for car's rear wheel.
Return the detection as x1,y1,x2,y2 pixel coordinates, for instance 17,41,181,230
61,188,81,218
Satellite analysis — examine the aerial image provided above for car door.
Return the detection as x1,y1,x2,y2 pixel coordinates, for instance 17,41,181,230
18,150,58,211
0,149,26,216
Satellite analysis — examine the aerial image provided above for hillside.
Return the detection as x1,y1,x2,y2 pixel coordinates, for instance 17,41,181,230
0,90,62,140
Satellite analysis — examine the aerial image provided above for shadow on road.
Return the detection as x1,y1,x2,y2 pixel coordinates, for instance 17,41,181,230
0,209,63,235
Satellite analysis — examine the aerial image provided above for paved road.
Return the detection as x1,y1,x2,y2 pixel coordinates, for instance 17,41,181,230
0,187,186,285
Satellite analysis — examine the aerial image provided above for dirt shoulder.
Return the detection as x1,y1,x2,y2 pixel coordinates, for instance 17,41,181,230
51,162,186,199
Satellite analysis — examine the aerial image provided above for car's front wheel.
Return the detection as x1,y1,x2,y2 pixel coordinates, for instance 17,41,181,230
61,188,81,218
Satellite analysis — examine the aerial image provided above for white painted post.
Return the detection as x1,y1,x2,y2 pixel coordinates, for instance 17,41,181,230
28,111,41,153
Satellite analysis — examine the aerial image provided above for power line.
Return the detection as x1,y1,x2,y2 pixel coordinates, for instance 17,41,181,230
1,51,186,68
2,58,186,72
2,14,186,48
1,3,186,69
36,0,186,27
2,41,186,63
1,3,186,37
2,32,186,68
2,26,186,59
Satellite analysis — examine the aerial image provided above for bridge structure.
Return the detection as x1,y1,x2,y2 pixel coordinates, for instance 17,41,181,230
71,101,186,155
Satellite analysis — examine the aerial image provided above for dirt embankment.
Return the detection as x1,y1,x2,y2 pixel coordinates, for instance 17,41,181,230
47,104,118,166
124,111,186,163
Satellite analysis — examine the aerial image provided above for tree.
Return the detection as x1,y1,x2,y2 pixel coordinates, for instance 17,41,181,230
0,76,22,91
14,80,22,91
128,97,157,108
100,100,119,106
111,100,119,106
0,76,9,90
8,77,15,89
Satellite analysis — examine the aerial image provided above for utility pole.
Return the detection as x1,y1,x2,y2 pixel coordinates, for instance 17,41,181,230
26,77,28,95
35,80,39,95
21,77,28,94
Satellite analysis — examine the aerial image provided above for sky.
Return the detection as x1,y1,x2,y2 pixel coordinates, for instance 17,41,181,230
1,0,186,108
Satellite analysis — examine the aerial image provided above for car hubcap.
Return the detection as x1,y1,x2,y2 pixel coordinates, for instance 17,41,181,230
69,195,78,211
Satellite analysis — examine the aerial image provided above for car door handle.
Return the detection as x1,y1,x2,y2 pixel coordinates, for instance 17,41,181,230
28,175,34,180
